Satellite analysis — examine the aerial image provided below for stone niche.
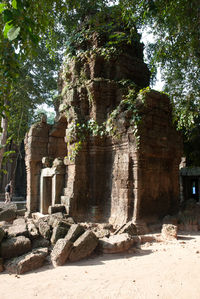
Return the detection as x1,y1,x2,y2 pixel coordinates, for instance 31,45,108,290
25,10,182,228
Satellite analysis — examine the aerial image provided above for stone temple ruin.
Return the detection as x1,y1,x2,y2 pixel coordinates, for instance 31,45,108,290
25,11,182,231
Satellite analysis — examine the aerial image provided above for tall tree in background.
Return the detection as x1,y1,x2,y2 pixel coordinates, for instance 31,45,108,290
120,1,200,123
0,0,200,165
0,0,64,169
0,0,111,170
119,0,200,164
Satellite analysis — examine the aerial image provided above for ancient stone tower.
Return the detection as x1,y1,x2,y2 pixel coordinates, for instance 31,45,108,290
25,9,182,228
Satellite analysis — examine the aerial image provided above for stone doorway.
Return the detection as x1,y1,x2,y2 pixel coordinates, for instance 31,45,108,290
40,158,66,214
41,177,52,214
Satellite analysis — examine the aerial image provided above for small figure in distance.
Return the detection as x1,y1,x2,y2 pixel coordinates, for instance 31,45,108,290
5,180,12,203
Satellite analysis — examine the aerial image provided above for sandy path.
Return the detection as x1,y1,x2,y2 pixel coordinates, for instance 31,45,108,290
1,233,200,299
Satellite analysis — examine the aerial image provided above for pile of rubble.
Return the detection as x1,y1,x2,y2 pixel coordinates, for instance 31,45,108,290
2,201,198,275
0,204,144,275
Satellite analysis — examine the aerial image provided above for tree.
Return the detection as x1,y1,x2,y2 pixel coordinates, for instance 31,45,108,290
0,0,199,166
119,0,200,128
117,0,200,165
0,0,66,170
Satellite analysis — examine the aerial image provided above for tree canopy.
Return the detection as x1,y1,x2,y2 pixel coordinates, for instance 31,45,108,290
119,0,200,135
0,0,200,165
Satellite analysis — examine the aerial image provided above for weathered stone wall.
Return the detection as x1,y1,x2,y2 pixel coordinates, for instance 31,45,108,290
25,116,67,212
134,91,182,224
25,13,182,228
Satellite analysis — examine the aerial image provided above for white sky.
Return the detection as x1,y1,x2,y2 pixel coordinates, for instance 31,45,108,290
141,31,164,91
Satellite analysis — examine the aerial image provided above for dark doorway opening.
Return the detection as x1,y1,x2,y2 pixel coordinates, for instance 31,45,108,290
43,177,52,214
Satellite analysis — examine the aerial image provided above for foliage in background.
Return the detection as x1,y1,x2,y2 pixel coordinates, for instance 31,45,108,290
119,0,200,165
0,0,200,166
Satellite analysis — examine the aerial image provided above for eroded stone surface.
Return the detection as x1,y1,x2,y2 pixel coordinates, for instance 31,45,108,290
5,247,48,274
0,236,31,259
7,220,28,238
38,220,52,240
98,233,135,254
65,224,85,243
68,231,98,262
27,221,39,239
114,221,137,236
51,238,73,266
0,207,16,222
161,224,178,241
51,226,69,244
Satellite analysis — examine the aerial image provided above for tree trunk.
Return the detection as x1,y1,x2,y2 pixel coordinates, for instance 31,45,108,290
0,115,8,170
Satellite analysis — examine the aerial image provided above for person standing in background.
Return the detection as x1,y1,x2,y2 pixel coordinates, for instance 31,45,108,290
5,180,12,203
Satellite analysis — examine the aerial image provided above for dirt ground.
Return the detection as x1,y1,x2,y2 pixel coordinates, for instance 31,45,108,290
1,232,200,299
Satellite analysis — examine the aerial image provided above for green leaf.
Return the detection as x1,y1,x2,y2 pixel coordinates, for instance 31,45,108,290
0,3,7,13
7,26,20,41
3,21,13,38
11,0,17,9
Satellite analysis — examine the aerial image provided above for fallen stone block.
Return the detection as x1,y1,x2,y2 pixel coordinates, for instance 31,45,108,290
27,221,39,239
38,220,52,240
161,224,178,241
0,207,16,222
65,224,85,243
13,218,26,225
68,231,98,262
7,221,28,238
52,219,71,230
51,238,73,266
114,221,137,236
92,228,110,238
32,237,50,249
48,213,64,226
5,247,48,274
0,236,31,259
51,226,69,244
32,212,49,224
98,233,135,254
48,204,66,215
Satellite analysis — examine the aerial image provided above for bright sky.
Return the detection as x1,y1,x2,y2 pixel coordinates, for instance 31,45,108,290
141,30,164,91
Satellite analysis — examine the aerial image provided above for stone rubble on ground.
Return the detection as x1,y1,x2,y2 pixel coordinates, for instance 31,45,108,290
68,230,98,262
0,236,31,259
98,233,135,254
0,204,17,222
1,203,198,275
5,247,49,274
161,224,178,241
51,238,73,266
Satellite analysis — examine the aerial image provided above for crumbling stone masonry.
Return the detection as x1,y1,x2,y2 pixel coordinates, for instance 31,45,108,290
25,13,182,229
